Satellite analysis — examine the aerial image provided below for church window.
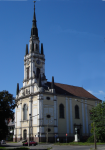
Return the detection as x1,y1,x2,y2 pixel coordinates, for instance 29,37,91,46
23,129,27,140
47,128,51,132
23,104,27,120
36,68,40,78
46,97,50,100
27,67,29,79
59,104,64,118
75,105,79,119
36,44,38,50
46,114,51,118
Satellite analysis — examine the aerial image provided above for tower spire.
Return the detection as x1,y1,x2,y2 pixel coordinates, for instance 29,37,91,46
33,1,36,28
16,83,19,95
31,1,38,38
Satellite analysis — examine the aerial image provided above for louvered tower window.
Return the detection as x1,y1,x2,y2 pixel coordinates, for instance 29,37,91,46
27,67,29,79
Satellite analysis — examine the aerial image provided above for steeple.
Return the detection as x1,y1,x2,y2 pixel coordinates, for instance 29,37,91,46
41,43,44,55
33,1,36,28
31,40,34,52
31,1,38,38
51,76,54,89
25,44,28,55
16,83,19,95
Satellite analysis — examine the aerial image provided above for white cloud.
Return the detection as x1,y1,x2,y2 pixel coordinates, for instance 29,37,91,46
99,91,105,94
87,90,105,95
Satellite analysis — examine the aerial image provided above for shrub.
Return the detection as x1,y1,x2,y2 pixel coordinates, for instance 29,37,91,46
86,135,94,143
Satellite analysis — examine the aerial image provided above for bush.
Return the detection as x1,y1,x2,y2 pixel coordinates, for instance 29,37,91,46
86,135,94,143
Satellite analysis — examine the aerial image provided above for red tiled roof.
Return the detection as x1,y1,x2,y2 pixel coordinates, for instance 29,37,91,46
47,82,100,100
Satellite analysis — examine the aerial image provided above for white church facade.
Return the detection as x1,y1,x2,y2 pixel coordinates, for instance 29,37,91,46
13,3,101,142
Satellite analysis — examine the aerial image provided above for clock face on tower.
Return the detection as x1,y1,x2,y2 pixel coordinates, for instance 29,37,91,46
36,60,41,65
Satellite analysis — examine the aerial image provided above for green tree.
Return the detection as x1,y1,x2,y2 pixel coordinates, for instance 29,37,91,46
90,101,105,142
0,90,16,140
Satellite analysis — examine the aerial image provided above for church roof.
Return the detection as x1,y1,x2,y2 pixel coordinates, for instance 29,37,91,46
47,82,100,100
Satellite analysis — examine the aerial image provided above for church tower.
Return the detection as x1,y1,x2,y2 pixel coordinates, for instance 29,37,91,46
22,2,47,95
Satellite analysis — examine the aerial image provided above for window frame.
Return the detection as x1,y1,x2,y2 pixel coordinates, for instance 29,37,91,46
75,105,79,119
23,104,27,120
59,103,64,118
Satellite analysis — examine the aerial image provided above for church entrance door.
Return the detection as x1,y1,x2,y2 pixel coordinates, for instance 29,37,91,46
23,130,27,140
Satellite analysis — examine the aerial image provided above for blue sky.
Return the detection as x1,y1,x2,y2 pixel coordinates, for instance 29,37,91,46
0,0,105,101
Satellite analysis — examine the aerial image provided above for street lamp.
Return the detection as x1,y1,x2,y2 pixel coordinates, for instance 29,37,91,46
28,114,39,147
75,99,97,150
39,120,42,143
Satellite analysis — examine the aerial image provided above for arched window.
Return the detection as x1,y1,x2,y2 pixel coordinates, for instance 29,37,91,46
23,104,27,120
27,67,29,80
59,104,64,118
75,105,79,119
23,129,27,140
36,68,40,78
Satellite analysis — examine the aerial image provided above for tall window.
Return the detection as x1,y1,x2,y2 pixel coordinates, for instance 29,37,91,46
36,68,40,78
27,67,29,79
23,104,27,120
75,105,79,119
23,129,27,140
59,104,64,118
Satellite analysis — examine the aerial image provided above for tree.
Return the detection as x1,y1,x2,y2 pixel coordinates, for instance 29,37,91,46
90,101,105,142
0,90,16,140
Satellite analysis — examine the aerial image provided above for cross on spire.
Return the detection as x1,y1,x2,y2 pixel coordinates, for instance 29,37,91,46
33,1,36,13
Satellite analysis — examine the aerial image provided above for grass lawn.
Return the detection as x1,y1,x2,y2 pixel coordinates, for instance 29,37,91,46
54,142,105,146
6,142,17,143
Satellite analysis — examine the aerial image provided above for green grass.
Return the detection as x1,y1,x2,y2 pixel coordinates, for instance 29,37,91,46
47,147,52,150
6,142,17,143
54,142,105,146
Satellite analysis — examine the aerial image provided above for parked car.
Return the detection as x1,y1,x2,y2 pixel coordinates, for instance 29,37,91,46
1,140,6,144
23,141,37,146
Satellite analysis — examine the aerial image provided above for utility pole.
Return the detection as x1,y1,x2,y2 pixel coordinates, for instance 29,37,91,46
28,114,31,147
46,123,48,143
28,114,39,147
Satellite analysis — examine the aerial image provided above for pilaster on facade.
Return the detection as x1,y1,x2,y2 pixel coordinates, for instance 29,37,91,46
81,99,85,135
54,95,58,134
66,97,69,134
85,100,89,135
70,98,73,135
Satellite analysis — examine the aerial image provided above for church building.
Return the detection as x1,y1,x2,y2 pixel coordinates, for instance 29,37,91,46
13,3,101,142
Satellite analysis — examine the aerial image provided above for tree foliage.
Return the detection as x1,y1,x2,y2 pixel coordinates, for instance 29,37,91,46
90,101,105,142
0,90,16,140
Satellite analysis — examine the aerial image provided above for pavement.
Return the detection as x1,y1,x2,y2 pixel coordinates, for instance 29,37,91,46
2,142,105,150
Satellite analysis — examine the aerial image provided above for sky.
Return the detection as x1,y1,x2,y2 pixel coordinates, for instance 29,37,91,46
0,0,105,102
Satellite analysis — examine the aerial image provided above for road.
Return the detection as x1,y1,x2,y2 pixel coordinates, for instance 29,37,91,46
3,142,105,150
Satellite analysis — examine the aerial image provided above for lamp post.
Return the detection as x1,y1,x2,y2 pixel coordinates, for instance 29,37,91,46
39,120,42,143
75,99,97,150
28,114,39,147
